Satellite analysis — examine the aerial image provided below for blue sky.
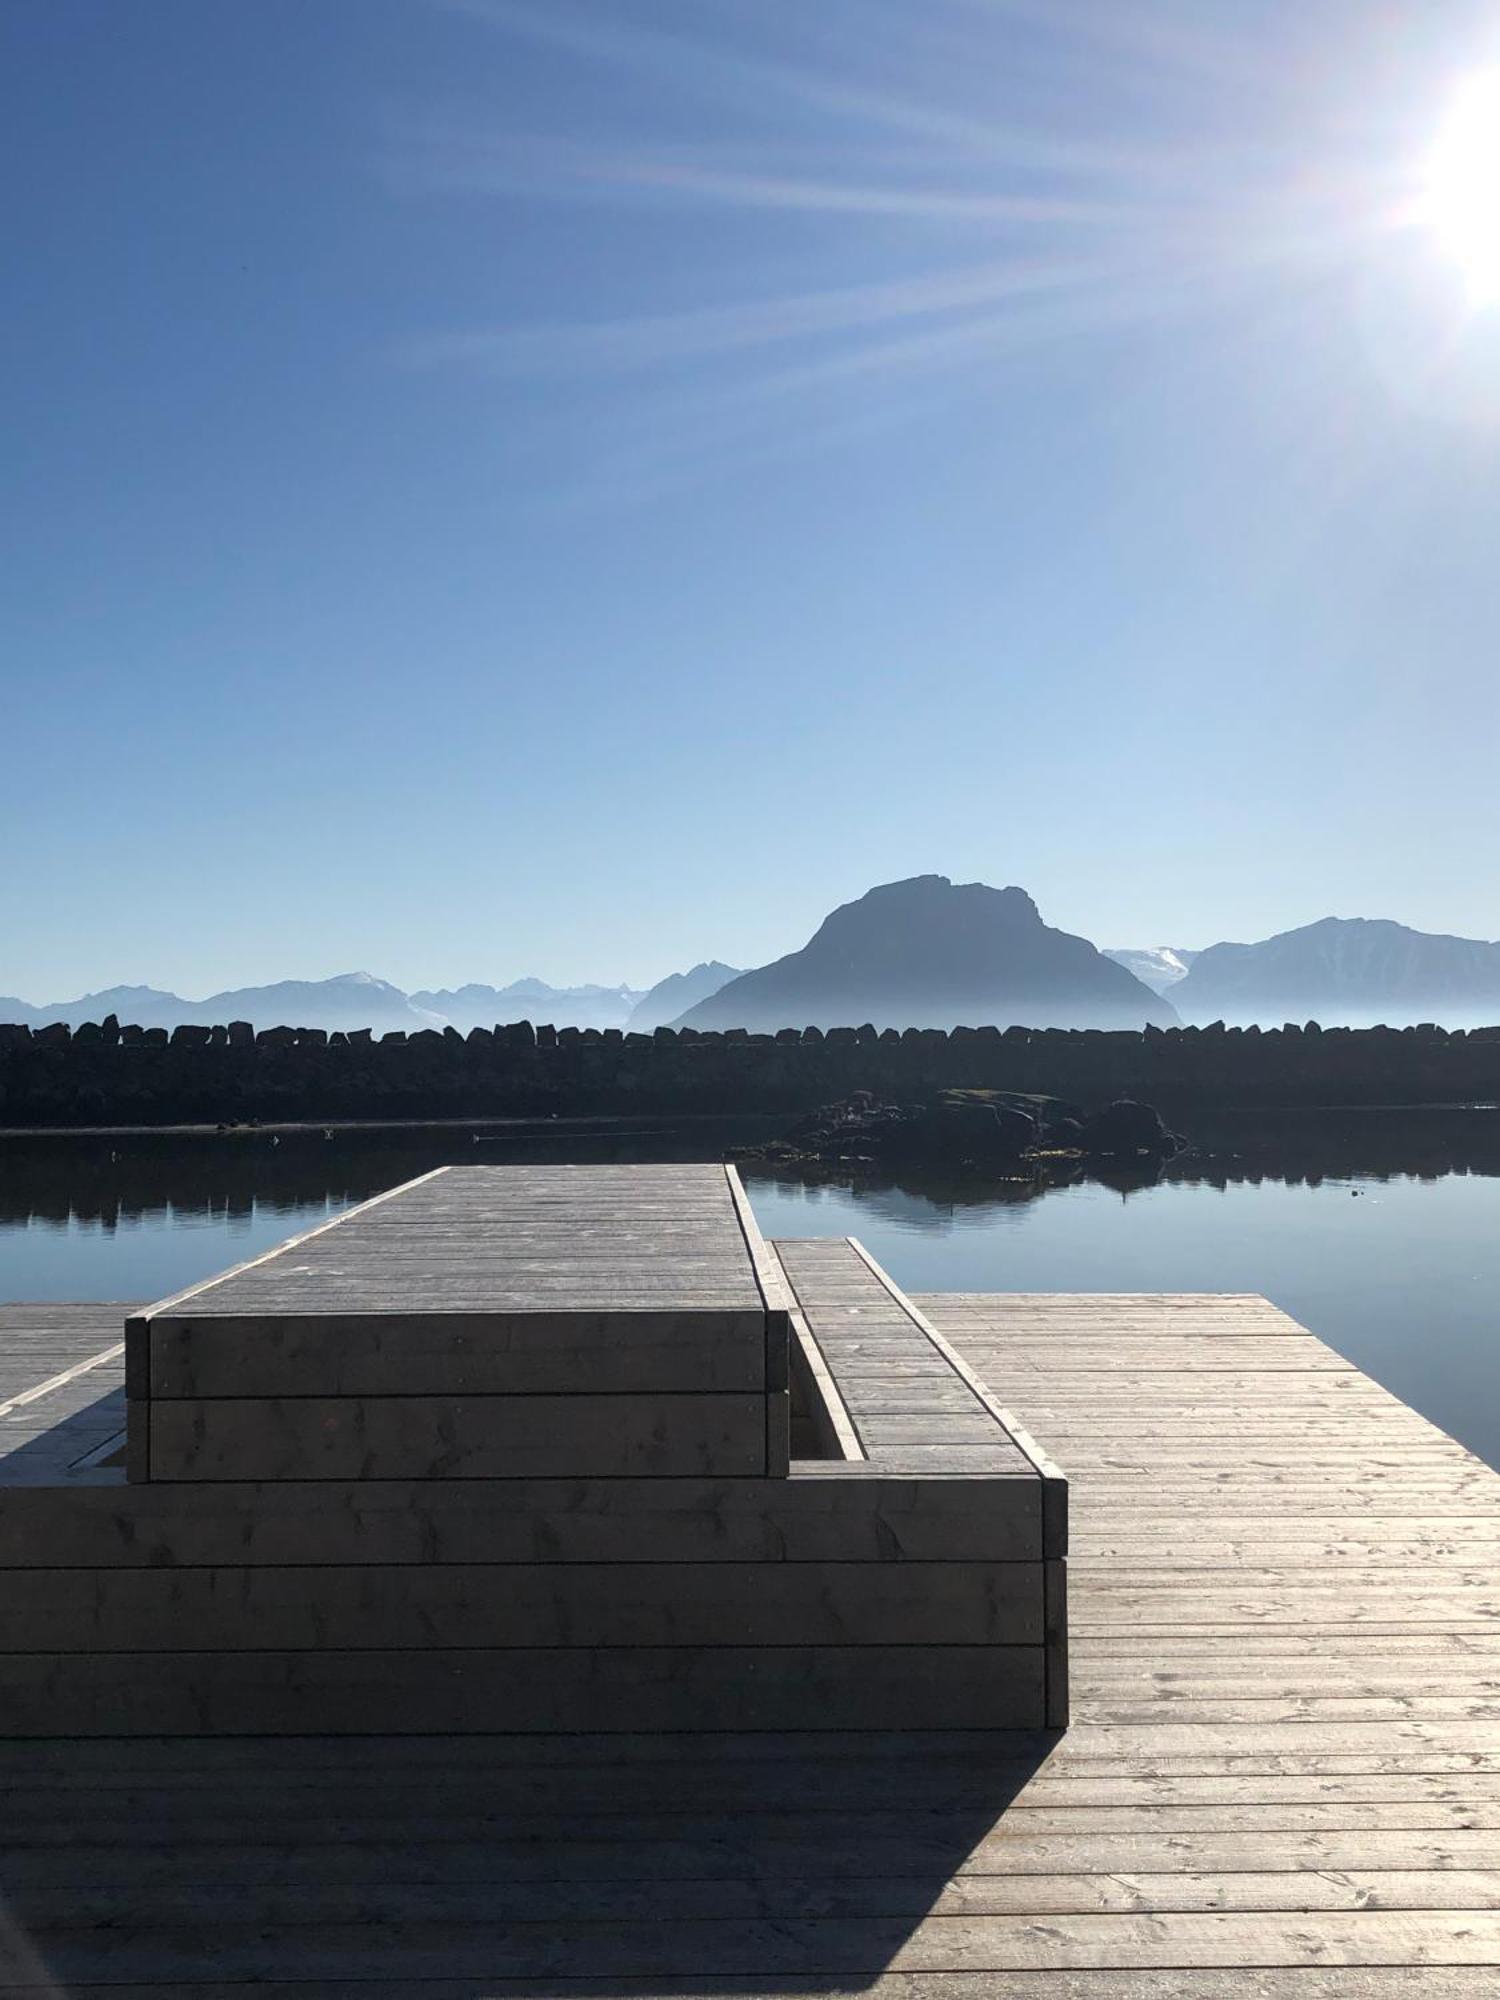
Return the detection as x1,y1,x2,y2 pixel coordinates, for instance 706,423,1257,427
6,0,1500,1000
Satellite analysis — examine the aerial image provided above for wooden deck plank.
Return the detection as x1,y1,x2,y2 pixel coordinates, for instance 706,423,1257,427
4,1270,1500,1989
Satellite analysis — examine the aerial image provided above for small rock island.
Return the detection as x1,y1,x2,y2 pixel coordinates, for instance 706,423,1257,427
736,1087,1184,1172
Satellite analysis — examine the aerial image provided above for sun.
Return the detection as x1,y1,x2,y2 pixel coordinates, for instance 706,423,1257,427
1420,69,1500,303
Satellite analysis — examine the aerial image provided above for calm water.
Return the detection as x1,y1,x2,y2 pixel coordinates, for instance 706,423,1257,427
2,1109,1498,1472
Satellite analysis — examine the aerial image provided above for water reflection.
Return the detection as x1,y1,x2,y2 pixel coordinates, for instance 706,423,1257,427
0,1118,782,1234
741,1104,1500,1231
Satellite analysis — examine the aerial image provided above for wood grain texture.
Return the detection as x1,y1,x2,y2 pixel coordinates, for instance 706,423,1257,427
146,1392,771,1481
0,1470,1045,1565
0,1644,1047,1736
0,1558,1043,1652
5,1262,1498,1988
131,1166,791,1484
141,1166,764,1319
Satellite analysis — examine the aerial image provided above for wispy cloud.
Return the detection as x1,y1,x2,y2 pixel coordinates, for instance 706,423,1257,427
403,256,1110,375
398,0,1414,500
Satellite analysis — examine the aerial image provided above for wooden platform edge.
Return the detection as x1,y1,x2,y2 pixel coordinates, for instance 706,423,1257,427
845,1237,1069,1555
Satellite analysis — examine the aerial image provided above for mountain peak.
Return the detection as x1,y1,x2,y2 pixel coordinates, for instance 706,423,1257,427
676,875,1175,1032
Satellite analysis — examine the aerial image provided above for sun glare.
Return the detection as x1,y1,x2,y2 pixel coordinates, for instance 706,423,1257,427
1421,69,1500,303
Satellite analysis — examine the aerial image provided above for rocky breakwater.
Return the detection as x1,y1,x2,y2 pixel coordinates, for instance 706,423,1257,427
738,1089,1182,1173
3,1014,1500,1128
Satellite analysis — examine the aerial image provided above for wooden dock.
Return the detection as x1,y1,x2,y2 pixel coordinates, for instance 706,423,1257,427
2,1244,1499,1986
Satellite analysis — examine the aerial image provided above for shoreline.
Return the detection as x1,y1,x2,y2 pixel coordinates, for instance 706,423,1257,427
0,1113,781,1143
1,1103,1497,1143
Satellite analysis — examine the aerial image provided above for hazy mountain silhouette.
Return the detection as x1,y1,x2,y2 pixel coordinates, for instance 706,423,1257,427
1103,947,1199,994
0,984,182,1029
675,876,1179,1032
5,975,441,1035
1173,917,1500,1027
2,971,706,1035
627,962,743,1032
197,974,446,1033
411,981,645,1033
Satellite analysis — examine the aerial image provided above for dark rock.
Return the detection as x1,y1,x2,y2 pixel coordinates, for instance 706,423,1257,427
171,1025,212,1049
74,1022,105,1046
910,1092,1036,1159
1080,1098,1179,1157
257,1027,297,1050
34,1023,71,1047
295,1028,328,1049
227,1021,254,1048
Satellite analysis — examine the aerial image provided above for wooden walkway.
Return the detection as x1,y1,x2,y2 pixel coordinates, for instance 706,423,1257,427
1,1269,1499,1992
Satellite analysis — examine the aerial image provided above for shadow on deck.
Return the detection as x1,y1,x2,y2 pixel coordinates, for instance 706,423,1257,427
0,1728,1057,1994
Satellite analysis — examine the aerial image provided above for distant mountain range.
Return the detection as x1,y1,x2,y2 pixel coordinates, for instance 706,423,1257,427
410,982,646,1035
626,962,742,1032
1170,918,1500,1029
8,896,1500,1037
0,974,447,1036
0,974,645,1036
674,877,1178,1032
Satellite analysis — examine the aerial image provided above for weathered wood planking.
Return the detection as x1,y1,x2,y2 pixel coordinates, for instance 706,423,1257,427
0,1233,1052,1736
0,1468,1045,1565
6,1269,1495,1987
777,1236,1065,1728
0,1304,128,1486
129,1165,792,1480
144,1390,772,1480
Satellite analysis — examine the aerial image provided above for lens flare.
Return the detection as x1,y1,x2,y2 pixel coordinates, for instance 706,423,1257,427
1421,69,1500,303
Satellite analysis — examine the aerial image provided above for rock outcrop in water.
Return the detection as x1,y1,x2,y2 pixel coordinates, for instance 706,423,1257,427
738,1089,1182,1171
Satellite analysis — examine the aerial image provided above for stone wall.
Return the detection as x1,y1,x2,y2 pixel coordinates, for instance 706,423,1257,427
2,1015,1499,1128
